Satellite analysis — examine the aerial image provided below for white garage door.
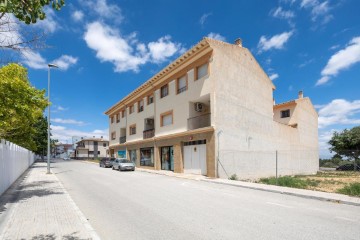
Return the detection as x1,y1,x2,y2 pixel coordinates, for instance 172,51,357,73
184,143,207,175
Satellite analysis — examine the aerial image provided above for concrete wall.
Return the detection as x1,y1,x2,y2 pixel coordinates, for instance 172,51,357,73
208,40,319,179
0,139,35,196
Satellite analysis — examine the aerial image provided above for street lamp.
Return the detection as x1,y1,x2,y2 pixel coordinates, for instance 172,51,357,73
47,63,58,174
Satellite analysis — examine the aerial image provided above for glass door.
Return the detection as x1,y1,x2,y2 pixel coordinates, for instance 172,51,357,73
161,146,174,171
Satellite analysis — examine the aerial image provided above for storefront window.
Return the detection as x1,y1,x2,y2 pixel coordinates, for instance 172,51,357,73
140,148,154,167
129,150,137,163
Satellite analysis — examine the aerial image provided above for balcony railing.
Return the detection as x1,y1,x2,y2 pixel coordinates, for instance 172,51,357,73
177,86,187,94
187,113,211,130
143,129,155,139
119,136,126,144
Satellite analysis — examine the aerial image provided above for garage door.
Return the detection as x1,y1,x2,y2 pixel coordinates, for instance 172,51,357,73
184,141,207,175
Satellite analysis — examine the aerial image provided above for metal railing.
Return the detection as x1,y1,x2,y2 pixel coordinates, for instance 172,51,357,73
143,129,155,139
119,136,126,144
177,86,187,94
187,113,211,130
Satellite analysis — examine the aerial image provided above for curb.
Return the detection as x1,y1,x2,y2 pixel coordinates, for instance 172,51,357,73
201,179,360,207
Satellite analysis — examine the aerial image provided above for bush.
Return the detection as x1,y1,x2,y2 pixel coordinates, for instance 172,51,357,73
229,174,238,180
337,183,360,197
259,176,319,189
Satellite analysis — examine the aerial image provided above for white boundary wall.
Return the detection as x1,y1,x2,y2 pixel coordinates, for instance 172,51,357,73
0,139,35,196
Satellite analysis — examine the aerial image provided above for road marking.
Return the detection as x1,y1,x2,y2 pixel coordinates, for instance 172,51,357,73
266,202,293,208
335,216,357,222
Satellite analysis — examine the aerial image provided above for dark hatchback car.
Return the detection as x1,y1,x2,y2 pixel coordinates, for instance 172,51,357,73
336,163,360,171
99,158,115,168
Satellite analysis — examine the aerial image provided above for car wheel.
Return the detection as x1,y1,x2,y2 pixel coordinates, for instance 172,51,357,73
112,166,115,170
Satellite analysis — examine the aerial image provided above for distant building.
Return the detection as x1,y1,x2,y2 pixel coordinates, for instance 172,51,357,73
55,143,74,158
75,137,109,159
104,37,318,179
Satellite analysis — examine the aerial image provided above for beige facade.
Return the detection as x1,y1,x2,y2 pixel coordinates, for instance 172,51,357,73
75,138,109,159
105,37,319,179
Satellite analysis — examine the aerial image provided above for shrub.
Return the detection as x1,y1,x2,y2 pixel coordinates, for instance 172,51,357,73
337,183,360,197
259,176,319,189
229,174,238,180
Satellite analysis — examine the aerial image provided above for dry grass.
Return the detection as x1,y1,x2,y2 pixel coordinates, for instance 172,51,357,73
295,171,360,193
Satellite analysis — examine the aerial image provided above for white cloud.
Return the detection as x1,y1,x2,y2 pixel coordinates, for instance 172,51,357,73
33,8,58,33
207,32,226,42
318,128,337,158
51,125,109,143
257,31,293,53
52,118,85,126
22,50,47,69
22,51,78,70
82,0,123,23
52,55,78,70
72,10,84,22
271,7,295,19
269,73,279,81
300,0,333,24
318,99,360,128
84,21,183,72
199,12,212,26
148,36,182,63
316,36,360,85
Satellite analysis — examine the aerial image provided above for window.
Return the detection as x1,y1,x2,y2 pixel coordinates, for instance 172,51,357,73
121,110,125,118
129,124,136,135
196,62,209,80
147,94,154,105
103,143,106,147
129,105,134,114
111,132,116,140
161,110,173,127
281,109,290,118
129,149,137,163
177,75,187,94
140,148,154,167
111,116,114,123
160,84,169,98
116,113,120,123
138,99,144,112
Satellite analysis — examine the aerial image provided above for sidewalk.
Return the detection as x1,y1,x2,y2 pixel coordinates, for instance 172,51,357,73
135,166,360,206
0,162,100,240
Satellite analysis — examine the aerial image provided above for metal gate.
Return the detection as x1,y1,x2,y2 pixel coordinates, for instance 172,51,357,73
184,142,207,175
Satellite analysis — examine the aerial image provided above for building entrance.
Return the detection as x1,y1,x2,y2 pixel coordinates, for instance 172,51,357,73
161,146,174,171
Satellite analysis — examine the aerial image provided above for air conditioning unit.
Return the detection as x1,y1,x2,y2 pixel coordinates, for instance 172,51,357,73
194,102,204,112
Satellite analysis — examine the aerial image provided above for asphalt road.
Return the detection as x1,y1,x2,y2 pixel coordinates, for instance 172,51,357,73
52,160,360,240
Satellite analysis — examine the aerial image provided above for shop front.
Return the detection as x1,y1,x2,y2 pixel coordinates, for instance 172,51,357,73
140,147,154,167
161,146,174,171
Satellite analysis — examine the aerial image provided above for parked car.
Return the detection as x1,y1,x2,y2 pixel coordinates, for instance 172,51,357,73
112,158,135,171
336,163,360,171
99,158,115,168
63,157,70,161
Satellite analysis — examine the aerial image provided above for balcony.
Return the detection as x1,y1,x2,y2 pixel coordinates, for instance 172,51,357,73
188,113,211,130
143,129,155,139
119,136,126,144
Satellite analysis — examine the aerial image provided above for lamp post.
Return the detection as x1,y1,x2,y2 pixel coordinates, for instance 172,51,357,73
47,63,58,174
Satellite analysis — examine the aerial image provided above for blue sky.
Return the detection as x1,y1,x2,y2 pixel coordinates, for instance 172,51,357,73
13,0,360,157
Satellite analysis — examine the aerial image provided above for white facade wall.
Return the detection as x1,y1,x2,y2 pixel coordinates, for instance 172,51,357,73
0,139,35,196
108,56,214,146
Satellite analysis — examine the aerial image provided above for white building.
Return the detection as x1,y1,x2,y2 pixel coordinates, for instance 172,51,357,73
75,137,109,159
105,37,318,179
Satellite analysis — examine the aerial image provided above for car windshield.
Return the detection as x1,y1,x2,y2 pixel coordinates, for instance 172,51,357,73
118,159,131,163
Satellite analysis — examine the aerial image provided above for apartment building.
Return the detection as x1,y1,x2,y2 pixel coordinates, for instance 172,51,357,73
105,37,318,179
75,137,109,159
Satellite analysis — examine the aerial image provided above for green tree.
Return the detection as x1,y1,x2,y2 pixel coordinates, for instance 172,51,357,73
0,0,65,24
329,126,360,162
0,63,48,150
32,115,48,158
